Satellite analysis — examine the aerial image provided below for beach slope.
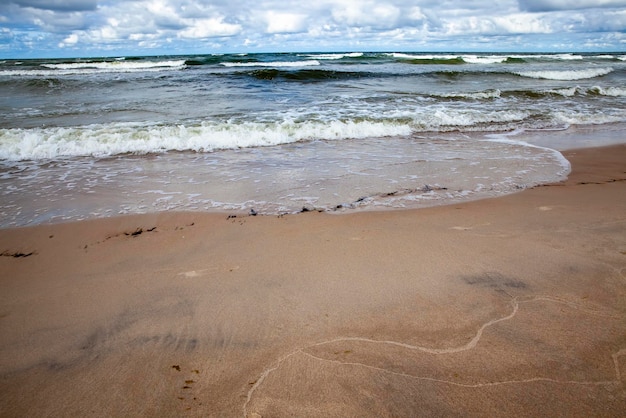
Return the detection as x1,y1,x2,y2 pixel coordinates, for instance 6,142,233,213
1,145,625,417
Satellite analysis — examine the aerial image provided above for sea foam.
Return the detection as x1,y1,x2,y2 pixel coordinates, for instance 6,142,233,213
304,53,363,60
0,60,186,76
0,120,412,161
220,60,320,67
514,67,613,80
40,60,186,70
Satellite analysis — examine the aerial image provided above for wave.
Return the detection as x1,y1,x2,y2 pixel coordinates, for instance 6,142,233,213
303,52,364,60
41,60,186,71
503,53,583,61
0,107,569,161
0,120,411,161
386,52,626,64
390,53,454,60
434,85,626,100
533,53,583,61
514,67,613,80
544,86,626,97
3,103,624,161
221,60,320,68
459,55,510,64
389,53,531,65
389,53,464,64
436,89,502,100
503,85,626,98
0,60,186,76
589,86,626,96
210,65,623,85
245,68,374,81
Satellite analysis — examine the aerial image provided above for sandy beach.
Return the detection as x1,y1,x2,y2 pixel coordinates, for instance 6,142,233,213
0,144,625,417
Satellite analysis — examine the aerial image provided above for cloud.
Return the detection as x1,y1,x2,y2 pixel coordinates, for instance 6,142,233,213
10,0,97,12
519,0,626,12
493,13,553,33
331,1,401,29
264,11,307,33
178,17,242,38
58,32,78,47
1,0,625,57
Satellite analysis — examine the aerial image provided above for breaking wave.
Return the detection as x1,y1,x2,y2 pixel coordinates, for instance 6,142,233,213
514,67,613,80
221,60,320,68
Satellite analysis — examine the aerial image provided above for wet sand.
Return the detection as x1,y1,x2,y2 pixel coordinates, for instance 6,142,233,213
0,144,625,417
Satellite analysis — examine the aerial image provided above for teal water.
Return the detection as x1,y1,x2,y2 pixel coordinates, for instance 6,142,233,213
0,52,624,226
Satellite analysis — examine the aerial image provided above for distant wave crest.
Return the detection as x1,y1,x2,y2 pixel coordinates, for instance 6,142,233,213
220,60,320,68
41,60,186,70
514,67,613,80
0,60,186,76
303,53,364,60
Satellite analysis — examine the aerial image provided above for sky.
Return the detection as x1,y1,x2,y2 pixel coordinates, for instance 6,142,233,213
0,0,625,58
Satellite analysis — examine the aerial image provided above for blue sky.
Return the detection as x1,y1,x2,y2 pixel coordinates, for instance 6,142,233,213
1,0,625,58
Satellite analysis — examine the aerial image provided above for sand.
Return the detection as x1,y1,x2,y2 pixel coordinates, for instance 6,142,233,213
0,144,625,417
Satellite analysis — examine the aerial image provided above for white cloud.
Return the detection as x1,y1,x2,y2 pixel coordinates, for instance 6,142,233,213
1,0,625,57
91,25,118,40
519,0,626,12
12,0,97,12
492,13,553,33
264,11,307,33
408,6,427,21
58,32,78,47
331,1,401,29
443,16,497,36
178,17,241,38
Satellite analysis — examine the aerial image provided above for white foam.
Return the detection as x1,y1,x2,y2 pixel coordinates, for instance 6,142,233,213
41,60,185,70
0,133,575,227
544,86,626,97
590,86,626,97
438,89,501,99
421,109,529,128
546,87,579,97
461,55,508,64
220,60,320,67
5,106,615,161
304,53,363,60
511,53,583,61
483,131,571,180
514,67,613,80
0,60,186,76
389,53,590,62
389,53,459,60
552,112,625,126
0,120,411,161
550,53,584,61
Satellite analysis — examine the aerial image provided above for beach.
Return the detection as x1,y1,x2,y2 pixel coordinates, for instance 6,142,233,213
0,143,624,416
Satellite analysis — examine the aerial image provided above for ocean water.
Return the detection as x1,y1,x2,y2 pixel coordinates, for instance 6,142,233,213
1,52,625,227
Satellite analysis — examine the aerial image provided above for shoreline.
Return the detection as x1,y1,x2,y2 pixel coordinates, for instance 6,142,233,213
11,122,626,229
1,144,625,416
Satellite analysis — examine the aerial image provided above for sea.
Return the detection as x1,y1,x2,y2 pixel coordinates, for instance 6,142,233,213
1,52,625,228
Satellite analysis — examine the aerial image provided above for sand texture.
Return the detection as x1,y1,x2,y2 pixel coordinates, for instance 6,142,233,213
1,145,625,417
